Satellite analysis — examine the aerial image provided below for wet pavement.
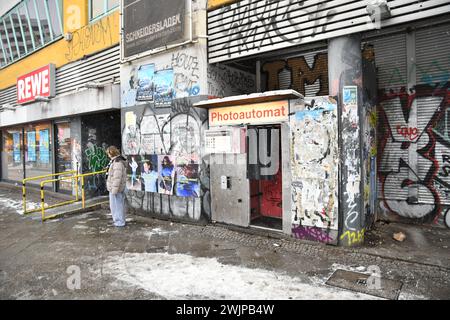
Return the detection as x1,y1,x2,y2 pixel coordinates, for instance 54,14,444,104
0,184,449,300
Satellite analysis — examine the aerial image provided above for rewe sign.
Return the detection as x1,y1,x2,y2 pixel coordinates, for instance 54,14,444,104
17,64,55,104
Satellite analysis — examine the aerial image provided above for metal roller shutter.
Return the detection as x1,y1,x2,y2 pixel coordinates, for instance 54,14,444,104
415,23,450,205
371,33,408,201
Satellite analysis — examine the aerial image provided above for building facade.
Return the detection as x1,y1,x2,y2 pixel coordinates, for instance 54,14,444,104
204,0,450,244
0,0,122,194
1,1,448,246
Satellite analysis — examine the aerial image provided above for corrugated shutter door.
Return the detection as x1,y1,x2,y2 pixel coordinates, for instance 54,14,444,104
371,33,408,201
416,23,450,205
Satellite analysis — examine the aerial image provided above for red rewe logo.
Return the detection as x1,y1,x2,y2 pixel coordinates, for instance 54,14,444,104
17,64,55,104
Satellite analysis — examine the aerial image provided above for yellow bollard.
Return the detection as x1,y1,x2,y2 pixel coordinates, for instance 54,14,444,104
40,183,45,222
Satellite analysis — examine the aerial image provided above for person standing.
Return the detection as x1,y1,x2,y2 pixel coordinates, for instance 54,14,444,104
106,146,127,227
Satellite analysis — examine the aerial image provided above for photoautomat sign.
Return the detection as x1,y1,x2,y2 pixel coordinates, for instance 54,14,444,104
17,64,55,104
209,101,289,126
123,0,186,58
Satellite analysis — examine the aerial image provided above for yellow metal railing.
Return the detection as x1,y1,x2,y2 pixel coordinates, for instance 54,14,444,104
22,171,77,214
39,170,107,222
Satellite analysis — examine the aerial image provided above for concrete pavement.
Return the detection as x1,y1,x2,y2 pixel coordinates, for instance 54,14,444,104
0,184,449,300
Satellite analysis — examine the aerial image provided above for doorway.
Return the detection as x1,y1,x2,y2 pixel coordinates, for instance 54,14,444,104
54,122,72,192
247,124,282,231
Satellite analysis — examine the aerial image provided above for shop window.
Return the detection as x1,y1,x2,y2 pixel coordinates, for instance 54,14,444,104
90,0,119,21
24,123,52,186
1,128,24,182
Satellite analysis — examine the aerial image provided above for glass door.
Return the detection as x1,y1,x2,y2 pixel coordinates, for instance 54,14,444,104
55,122,72,192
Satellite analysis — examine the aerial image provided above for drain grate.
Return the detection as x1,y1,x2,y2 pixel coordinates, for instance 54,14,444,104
325,269,403,300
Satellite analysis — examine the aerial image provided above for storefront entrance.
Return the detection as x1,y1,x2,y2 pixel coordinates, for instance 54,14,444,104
248,124,282,231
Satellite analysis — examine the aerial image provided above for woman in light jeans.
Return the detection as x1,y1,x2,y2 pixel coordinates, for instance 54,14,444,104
105,146,127,227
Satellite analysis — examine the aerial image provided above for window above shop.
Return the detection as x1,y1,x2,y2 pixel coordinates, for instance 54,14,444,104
89,0,119,22
0,0,63,69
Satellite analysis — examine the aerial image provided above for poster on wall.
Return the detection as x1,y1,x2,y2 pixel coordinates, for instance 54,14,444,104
175,159,200,197
136,64,155,101
126,155,142,191
153,69,175,107
123,0,186,58
39,129,50,164
12,132,21,163
123,111,141,155
27,131,36,162
140,155,159,192
158,155,175,195
140,113,171,155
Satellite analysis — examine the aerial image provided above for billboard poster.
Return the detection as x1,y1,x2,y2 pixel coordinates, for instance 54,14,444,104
13,132,21,163
158,155,175,195
126,155,142,191
27,131,36,162
175,159,200,198
123,0,186,58
39,129,50,164
140,155,159,193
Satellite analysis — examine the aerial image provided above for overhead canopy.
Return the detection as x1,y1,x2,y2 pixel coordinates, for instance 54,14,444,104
193,90,304,109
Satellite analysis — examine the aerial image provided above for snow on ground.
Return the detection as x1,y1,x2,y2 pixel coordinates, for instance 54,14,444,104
0,197,43,215
102,252,382,300
141,228,179,239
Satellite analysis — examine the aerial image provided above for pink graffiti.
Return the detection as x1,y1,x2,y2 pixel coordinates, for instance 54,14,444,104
291,225,334,243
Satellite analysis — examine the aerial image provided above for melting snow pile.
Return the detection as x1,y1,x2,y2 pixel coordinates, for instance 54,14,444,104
0,197,41,215
102,252,381,300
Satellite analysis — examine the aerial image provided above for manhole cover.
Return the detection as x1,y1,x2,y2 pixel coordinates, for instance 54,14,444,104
326,269,403,300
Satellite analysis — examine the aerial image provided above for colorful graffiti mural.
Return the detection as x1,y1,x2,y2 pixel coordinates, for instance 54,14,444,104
378,82,450,224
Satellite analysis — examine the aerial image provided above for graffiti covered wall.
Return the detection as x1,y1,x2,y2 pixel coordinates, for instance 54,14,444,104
374,25,450,226
121,44,210,221
262,52,328,96
290,97,339,244
81,111,121,196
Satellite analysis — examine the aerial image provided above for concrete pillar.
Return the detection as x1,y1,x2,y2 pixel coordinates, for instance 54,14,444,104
328,34,365,247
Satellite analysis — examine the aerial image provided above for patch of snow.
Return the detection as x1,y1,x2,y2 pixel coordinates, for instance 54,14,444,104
102,253,382,300
398,292,427,300
0,197,42,215
141,228,179,239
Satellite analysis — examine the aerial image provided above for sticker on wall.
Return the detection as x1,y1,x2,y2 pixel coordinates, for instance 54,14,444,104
158,155,175,195
343,86,358,125
140,155,159,193
343,86,357,105
39,129,50,164
175,158,200,198
13,132,21,163
126,155,142,191
27,131,36,162
136,64,155,101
